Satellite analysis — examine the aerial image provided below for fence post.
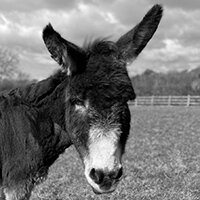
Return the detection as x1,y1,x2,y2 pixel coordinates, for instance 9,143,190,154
187,95,190,107
151,95,154,106
168,96,171,106
134,98,138,106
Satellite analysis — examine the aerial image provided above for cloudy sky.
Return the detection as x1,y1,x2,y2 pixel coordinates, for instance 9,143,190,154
0,0,200,80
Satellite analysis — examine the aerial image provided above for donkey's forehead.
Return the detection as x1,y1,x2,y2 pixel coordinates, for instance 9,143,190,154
68,40,135,101
69,68,135,105
84,40,127,80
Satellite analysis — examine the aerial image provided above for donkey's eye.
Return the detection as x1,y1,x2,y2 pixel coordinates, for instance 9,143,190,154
75,99,84,106
73,98,89,113
71,97,85,106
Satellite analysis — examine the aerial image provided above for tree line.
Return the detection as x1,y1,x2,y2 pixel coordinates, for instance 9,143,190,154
131,68,200,96
0,46,200,96
0,47,35,92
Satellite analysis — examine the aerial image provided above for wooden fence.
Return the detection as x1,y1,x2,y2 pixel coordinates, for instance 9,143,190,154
130,96,200,106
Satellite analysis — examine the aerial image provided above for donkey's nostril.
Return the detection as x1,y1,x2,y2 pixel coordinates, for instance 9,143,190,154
116,167,123,179
109,167,123,179
89,168,104,184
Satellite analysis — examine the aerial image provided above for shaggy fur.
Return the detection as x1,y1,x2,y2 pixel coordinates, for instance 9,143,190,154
0,71,71,199
0,4,162,199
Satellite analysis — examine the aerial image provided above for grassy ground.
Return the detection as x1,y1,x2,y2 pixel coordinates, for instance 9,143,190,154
31,107,200,200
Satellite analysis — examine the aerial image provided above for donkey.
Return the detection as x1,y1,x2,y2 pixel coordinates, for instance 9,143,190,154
0,4,162,199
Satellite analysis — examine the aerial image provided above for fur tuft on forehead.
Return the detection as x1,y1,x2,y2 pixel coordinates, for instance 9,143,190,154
84,39,119,57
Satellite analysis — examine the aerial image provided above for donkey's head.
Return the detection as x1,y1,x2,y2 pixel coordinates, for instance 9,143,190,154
43,4,163,194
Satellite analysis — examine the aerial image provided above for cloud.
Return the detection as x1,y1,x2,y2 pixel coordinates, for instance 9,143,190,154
0,0,199,79
19,50,58,80
125,4,200,76
128,38,200,76
0,0,77,12
150,0,200,10
145,39,200,63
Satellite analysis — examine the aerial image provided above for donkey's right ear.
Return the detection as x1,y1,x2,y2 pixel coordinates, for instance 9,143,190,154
43,23,86,76
116,4,163,64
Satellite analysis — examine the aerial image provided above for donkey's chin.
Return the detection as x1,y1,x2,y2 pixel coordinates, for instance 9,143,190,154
92,186,116,195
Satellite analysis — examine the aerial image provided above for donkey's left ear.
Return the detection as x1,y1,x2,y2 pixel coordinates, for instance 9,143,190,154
116,4,163,64
43,23,87,76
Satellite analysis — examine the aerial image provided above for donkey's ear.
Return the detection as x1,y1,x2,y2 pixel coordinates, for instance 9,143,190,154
43,23,86,75
116,4,163,64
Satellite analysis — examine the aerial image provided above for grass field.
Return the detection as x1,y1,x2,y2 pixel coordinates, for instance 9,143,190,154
31,107,200,200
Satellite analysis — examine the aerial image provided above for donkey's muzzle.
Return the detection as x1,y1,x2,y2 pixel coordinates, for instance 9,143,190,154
89,167,123,193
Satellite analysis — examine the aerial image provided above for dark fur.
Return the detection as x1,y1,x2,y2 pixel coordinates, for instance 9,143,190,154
0,4,163,199
0,71,71,199
0,38,135,196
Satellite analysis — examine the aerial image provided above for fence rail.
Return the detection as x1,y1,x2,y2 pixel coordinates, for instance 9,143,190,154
130,96,200,106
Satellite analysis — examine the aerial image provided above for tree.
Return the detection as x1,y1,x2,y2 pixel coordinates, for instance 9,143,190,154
131,67,200,96
0,46,34,92
0,46,21,80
